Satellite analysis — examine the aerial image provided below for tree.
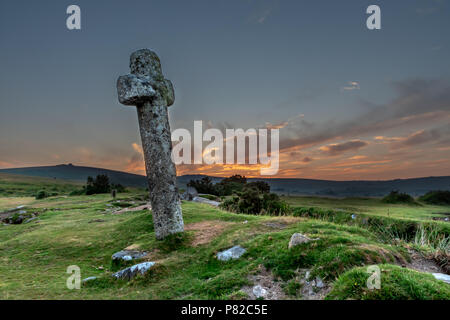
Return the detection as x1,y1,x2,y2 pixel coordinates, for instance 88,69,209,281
86,174,111,195
221,174,247,185
419,190,450,205
246,181,270,193
187,177,216,194
382,190,415,204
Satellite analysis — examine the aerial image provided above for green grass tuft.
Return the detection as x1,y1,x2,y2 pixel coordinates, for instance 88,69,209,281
326,264,450,300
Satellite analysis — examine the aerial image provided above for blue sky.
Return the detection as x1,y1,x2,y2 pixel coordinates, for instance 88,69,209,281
1,0,449,179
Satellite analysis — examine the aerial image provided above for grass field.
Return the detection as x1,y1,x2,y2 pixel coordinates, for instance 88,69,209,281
0,173,82,200
0,174,449,300
282,195,450,221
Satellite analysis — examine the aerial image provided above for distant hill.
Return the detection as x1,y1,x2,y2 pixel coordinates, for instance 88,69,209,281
178,175,450,197
1,164,449,197
247,176,450,197
0,164,148,187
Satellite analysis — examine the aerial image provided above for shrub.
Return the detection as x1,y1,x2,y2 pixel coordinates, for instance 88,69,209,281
238,188,262,214
419,190,450,205
221,174,247,185
199,194,220,201
187,175,271,197
262,193,290,215
69,188,86,196
86,174,111,195
245,181,270,193
35,190,49,200
382,190,415,204
111,183,127,193
187,177,216,195
220,189,290,215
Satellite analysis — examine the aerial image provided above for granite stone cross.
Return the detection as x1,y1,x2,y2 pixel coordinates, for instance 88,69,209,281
117,49,184,240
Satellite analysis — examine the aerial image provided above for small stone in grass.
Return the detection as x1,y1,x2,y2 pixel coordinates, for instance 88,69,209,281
217,246,246,261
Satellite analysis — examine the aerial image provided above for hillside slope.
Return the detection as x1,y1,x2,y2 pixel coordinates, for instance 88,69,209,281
1,164,450,196
0,164,147,187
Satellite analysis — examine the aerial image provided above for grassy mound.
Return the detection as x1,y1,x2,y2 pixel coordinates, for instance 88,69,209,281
292,206,450,252
382,191,416,205
251,222,407,281
326,264,450,300
419,191,450,206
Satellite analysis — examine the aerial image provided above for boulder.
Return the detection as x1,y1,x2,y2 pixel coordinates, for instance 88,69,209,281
112,262,155,280
288,233,312,249
252,285,268,298
314,276,325,288
217,245,246,261
82,276,97,283
192,196,220,207
23,217,38,224
181,186,198,201
432,273,450,284
112,250,147,262
11,215,24,225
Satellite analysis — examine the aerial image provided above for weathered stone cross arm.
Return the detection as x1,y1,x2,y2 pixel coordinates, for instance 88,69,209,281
116,49,184,240
117,71,174,107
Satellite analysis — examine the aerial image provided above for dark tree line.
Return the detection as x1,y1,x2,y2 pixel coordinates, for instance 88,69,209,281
70,174,126,196
187,174,270,196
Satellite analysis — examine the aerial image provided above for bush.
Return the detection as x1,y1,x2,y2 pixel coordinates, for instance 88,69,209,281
220,189,290,216
187,175,271,197
245,181,270,193
35,190,49,200
199,194,220,201
69,175,120,196
382,190,415,204
111,183,127,193
86,174,111,195
69,188,86,196
221,174,247,185
187,177,216,195
262,193,290,215
238,188,262,214
419,190,450,205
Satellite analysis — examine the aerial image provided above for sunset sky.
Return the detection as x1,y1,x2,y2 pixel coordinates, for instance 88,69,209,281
1,0,450,180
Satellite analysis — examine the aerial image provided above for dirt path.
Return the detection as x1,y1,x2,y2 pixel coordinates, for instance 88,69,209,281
184,220,234,246
112,204,151,214
405,249,445,274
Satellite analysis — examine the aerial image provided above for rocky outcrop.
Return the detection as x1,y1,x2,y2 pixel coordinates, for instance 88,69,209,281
181,187,198,201
112,250,148,262
192,196,220,207
112,262,155,280
288,233,313,249
432,273,450,284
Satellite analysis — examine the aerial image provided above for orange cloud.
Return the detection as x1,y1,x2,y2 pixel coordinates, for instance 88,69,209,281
131,143,144,155
319,140,368,156
265,121,289,130
125,143,145,175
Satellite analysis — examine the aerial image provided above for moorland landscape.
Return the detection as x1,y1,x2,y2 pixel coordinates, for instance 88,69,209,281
1,170,449,300
1,1,450,304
